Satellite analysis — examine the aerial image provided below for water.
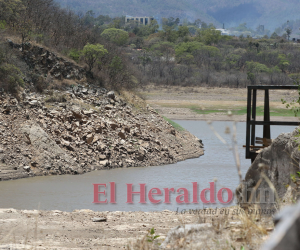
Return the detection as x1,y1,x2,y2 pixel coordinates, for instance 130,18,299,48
0,121,295,212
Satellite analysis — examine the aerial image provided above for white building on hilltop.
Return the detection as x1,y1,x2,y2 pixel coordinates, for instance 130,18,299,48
216,29,230,36
125,15,155,25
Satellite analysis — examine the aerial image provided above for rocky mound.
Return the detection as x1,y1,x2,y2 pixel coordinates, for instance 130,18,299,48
7,40,86,81
0,86,204,181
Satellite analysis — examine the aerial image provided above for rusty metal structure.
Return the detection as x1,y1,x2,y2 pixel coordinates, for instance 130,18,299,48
245,85,300,162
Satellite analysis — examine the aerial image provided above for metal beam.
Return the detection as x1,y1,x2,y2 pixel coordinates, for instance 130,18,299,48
251,89,257,147
248,85,298,90
263,89,271,146
250,121,300,126
246,88,252,159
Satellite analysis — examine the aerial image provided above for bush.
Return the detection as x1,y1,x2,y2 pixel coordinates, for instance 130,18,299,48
68,49,81,62
0,63,24,93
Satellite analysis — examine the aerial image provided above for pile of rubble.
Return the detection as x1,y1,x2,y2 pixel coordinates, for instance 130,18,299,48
0,86,204,181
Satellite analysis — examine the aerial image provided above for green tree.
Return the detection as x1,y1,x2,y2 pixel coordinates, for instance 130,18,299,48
148,20,159,34
161,25,178,42
81,43,108,73
101,28,129,46
0,0,22,25
178,26,190,38
196,28,222,45
175,41,203,57
246,61,269,84
278,54,289,72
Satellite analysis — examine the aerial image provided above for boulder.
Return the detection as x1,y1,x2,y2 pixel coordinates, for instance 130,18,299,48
107,91,115,100
86,134,94,144
236,127,300,207
92,217,107,222
20,122,80,174
23,166,31,172
99,154,106,160
99,160,108,167
118,131,126,140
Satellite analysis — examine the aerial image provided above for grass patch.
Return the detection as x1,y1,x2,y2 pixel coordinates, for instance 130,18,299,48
162,116,185,131
190,107,225,114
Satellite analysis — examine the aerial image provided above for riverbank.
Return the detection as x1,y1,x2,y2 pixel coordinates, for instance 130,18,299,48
140,85,300,122
0,207,273,249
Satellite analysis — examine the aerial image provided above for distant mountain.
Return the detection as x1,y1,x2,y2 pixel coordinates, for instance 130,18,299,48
56,0,300,30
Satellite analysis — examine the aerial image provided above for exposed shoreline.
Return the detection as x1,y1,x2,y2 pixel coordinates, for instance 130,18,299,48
156,111,300,122
0,207,272,249
142,85,300,123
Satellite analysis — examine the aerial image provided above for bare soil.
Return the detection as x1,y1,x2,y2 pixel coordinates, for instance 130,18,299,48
0,207,273,249
140,85,300,122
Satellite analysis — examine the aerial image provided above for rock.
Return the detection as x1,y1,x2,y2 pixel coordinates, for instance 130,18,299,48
0,148,3,153
61,139,70,147
20,122,80,175
99,160,108,167
99,154,106,160
97,143,106,152
81,88,88,94
110,123,118,130
92,217,107,222
71,107,83,120
170,128,176,135
29,100,39,106
86,134,94,144
107,91,115,100
82,109,94,116
136,150,145,161
118,131,126,140
23,166,31,172
236,128,300,208
92,135,101,144
124,126,130,133
105,105,114,110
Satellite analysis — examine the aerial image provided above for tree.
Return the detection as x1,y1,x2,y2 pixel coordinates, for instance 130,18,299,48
278,54,289,72
0,0,23,25
161,25,178,43
246,61,269,85
285,27,292,41
178,26,189,38
270,32,279,39
196,28,222,45
175,41,203,57
81,43,108,73
101,28,129,46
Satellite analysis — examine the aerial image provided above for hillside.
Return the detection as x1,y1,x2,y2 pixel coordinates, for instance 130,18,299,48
56,0,300,30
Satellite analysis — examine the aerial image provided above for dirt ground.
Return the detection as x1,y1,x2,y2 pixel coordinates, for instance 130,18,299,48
139,85,300,122
0,207,274,249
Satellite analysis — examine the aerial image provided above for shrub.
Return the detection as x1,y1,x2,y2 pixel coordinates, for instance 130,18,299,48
0,63,24,93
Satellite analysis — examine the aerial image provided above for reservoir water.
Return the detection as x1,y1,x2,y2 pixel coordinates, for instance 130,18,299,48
0,120,296,212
